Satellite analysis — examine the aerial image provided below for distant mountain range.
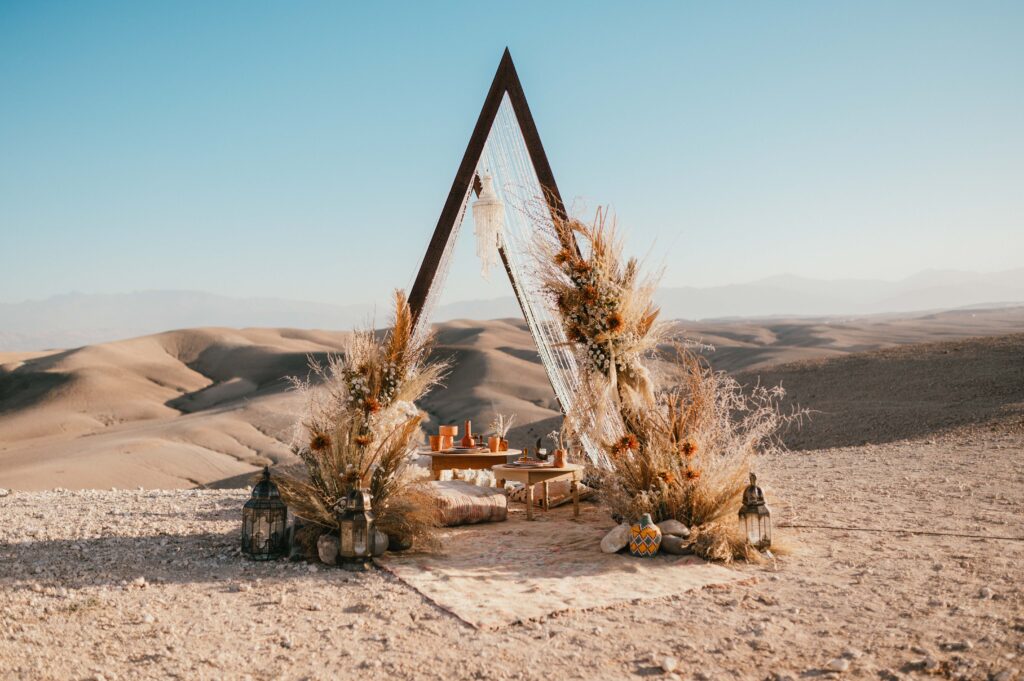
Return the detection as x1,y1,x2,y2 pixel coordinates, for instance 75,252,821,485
1,268,1022,351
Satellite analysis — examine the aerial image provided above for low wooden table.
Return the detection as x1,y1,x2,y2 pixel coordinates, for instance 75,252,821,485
492,463,583,521
423,448,521,481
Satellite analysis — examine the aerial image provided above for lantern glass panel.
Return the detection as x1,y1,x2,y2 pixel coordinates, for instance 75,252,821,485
353,525,367,556
743,513,758,545
760,515,771,547
340,520,353,556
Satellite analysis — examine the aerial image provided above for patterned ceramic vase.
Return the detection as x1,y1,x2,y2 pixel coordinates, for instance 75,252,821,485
629,513,662,557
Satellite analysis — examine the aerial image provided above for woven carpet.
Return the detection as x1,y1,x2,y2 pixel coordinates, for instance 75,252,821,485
375,502,750,629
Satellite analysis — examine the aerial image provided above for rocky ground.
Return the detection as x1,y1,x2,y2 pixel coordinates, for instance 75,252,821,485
1,424,1022,680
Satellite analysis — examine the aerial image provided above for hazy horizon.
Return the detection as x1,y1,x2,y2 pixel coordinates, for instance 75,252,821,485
3,265,1023,351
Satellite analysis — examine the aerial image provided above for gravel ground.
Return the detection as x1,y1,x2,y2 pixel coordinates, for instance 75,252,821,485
1,428,1022,681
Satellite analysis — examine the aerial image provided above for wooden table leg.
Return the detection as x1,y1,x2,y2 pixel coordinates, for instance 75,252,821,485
571,478,579,518
525,482,534,521
543,481,549,512
432,462,442,481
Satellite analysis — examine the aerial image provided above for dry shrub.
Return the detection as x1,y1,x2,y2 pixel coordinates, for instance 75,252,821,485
598,347,793,527
585,337,801,562
277,290,447,550
523,200,803,563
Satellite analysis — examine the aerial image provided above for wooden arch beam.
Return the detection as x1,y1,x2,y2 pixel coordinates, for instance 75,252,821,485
407,48,569,323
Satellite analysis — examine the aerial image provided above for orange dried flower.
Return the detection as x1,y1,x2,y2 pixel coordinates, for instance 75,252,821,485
354,433,373,446
567,325,587,343
611,433,640,456
606,312,623,333
582,285,598,302
309,432,331,452
554,249,573,266
364,397,382,414
658,470,676,486
680,438,698,458
683,466,701,481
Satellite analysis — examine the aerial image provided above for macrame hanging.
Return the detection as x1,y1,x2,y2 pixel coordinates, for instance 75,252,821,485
471,173,504,278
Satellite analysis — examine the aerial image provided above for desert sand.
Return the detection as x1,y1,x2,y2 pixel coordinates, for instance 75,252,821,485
2,308,1022,491
1,313,1023,680
1,412,1021,679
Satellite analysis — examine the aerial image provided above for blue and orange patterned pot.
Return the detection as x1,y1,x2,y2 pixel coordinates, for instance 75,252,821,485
629,513,662,557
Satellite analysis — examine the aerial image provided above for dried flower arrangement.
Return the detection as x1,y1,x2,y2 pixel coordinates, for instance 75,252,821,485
547,429,566,452
277,291,448,550
489,412,516,439
598,346,799,561
535,207,664,406
531,203,800,562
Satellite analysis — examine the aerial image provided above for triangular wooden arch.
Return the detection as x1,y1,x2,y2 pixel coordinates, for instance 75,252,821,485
408,48,571,324
407,50,616,462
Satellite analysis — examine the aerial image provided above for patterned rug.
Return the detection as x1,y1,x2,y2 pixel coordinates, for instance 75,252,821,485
375,502,751,629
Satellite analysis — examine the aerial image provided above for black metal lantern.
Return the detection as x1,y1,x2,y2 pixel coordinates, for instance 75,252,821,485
337,488,378,571
739,472,772,550
241,466,288,560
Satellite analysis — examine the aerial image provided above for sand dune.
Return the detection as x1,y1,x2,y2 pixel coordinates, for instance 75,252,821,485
679,305,1024,371
743,333,1024,450
1,309,1022,490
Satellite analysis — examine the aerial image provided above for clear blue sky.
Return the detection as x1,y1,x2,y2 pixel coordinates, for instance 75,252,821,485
2,1,1022,306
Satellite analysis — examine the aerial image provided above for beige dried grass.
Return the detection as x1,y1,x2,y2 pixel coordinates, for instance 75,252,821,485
277,290,447,550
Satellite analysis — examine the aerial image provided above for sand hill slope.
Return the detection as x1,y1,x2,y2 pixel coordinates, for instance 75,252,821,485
0,321,559,490
1,311,1021,490
742,333,1024,450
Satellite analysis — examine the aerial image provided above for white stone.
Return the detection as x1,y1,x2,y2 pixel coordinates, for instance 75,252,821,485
316,534,338,565
661,535,691,555
825,658,850,672
657,520,690,538
661,656,679,673
979,586,994,599
600,524,630,553
131,576,147,588
142,613,155,624
372,531,388,556
0,488,9,497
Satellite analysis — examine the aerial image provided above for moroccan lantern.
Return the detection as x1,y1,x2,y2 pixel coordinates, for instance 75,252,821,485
337,488,378,571
738,472,772,550
241,466,288,560
471,172,504,278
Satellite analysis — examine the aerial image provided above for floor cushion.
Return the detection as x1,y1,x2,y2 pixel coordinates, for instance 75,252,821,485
428,480,508,526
